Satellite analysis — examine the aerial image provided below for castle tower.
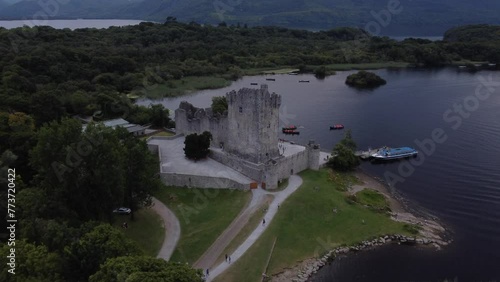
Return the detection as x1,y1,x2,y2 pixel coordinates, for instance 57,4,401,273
225,84,281,164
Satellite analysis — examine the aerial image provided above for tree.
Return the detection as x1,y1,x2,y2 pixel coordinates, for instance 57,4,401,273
0,240,62,282
66,224,141,280
184,131,212,160
30,119,125,222
345,71,387,88
211,96,228,115
120,130,162,218
89,256,203,282
150,104,170,128
328,130,360,171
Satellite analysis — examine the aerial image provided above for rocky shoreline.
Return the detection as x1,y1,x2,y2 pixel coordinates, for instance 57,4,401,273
271,170,450,282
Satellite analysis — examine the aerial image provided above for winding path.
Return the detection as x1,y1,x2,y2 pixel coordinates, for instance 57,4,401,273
152,197,181,260
207,175,303,281
194,187,268,269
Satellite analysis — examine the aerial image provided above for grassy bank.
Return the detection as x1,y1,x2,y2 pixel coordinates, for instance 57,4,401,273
155,186,251,264
141,130,175,141
216,169,414,282
142,76,232,99
324,61,410,70
113,208,165,257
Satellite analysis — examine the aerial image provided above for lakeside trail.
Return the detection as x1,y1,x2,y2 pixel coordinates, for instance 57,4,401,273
350,171,448,245
151,197,181,260
206,175,303,281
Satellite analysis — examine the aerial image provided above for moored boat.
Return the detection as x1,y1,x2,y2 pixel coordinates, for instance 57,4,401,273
330,124,344,130
371,146,418,160
282,125,297,130
282,129,300,135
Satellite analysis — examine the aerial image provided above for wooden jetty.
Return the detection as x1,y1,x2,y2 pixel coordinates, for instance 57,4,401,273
355,148,380,159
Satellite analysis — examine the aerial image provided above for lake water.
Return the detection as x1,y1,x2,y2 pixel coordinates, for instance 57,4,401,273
138,68,500,281
0,19,146,29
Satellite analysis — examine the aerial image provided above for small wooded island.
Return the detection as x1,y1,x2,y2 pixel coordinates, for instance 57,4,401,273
346,71,387,88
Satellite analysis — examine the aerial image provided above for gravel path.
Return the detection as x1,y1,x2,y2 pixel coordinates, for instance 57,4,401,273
152,197,181,261
193,188,268,270
206,175,303,281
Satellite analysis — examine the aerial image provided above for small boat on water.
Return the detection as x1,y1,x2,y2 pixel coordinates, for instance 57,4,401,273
250,82,258,85
371,146,418,160
282,125,297,130
330,124,344,130
282,129,300,135
266,78,276,81
299,80,310,83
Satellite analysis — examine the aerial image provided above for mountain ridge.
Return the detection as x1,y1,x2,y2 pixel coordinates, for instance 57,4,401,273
1,0,500,35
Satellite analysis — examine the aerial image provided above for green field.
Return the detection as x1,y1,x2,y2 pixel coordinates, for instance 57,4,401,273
324,62,410,70
155,186,252,264
141,130,175,140
215,195,274,266
216,169,414,282
142,76,232,98
353,189,390,212
113,208,165,257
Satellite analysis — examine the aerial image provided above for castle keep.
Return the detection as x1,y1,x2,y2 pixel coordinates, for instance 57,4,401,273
175,84,321,189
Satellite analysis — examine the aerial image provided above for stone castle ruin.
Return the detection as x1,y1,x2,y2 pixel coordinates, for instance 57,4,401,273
175,84,321,189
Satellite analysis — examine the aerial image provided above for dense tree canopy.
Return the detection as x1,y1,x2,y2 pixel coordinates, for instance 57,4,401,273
346,71,387,88
89,256,204,282
328,130,360,171
211,96,228,116
184,131,213,160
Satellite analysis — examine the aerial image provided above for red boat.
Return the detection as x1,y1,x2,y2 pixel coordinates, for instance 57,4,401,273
330,124,344,130
282,129,300,135
282,125,297,130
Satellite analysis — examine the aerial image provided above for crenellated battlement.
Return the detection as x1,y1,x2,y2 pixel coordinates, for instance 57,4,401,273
174,84,319,189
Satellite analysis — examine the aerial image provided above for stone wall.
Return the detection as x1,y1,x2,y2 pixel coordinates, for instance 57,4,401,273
210,149,264,182
175,102,228,148
160,173,249,190
276,150,310,181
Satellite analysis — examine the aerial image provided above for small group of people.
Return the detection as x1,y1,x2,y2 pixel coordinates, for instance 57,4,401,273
225,254,231,263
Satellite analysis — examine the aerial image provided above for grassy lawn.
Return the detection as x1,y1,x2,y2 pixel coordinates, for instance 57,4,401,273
216,169,414,282
242,67,299,75
142,76,231,98
113,208,165,257
141,130,175,141
215,195,274,266
353,189,390,212
324,62,410,70
155,186,252,264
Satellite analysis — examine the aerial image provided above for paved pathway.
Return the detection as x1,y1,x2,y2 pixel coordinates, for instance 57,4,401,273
194,188,268,269
206,175,303,281
152,197,181,260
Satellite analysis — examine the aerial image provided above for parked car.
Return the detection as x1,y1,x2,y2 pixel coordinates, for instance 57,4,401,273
113,207,131,215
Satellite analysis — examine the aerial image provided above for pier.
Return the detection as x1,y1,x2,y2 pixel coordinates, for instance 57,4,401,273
355,148,380,159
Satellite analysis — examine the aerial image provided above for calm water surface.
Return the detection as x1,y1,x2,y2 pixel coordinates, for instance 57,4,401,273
138,68,500,281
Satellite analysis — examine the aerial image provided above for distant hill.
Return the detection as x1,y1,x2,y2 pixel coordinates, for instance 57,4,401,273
444,24,500,42
2,0,500,35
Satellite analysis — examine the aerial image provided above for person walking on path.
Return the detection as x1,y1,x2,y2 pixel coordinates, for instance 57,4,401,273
262,218,266,226
225,254,228,262
228,256,231,264
206,268,210,277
